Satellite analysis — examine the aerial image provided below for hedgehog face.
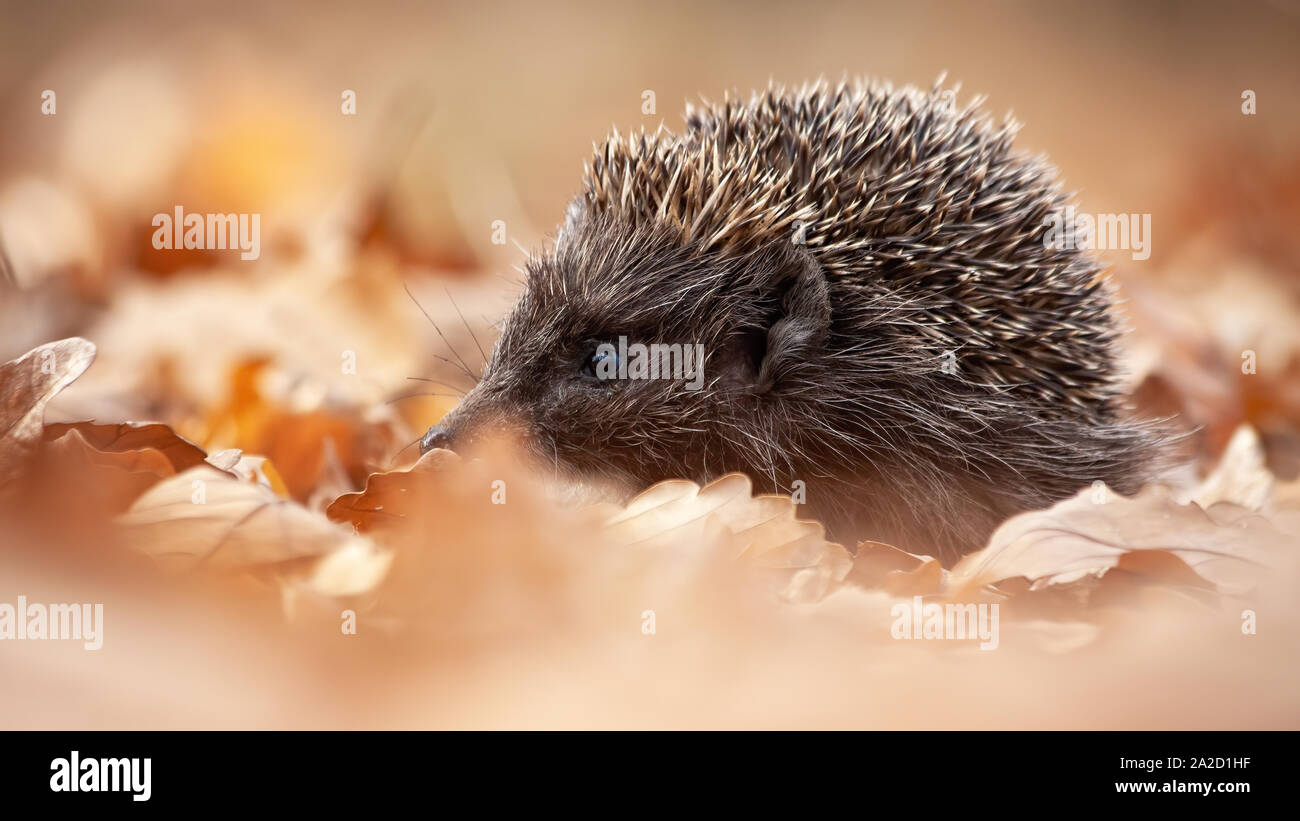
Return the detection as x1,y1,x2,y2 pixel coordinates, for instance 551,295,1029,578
420,216,834,495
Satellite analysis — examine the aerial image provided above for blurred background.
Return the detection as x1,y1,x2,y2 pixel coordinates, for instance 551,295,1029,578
2,0,1298,466
0,0,1297,729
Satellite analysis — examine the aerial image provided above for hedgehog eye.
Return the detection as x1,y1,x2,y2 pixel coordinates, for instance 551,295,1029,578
581,342,619,381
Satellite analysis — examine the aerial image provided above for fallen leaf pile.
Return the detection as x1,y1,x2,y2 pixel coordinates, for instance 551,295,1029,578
0,329,1296,728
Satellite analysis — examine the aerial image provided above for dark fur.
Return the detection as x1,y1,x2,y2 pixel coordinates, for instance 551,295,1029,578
423,79,1162,561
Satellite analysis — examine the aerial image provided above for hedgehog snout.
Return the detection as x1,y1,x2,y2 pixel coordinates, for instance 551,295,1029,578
418,423,455,455
417,383,534,457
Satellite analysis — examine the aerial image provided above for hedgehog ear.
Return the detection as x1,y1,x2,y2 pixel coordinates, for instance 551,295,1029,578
752,246,831,393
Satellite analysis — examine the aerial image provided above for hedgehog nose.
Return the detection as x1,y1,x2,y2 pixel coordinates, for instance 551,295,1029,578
419,424,455,454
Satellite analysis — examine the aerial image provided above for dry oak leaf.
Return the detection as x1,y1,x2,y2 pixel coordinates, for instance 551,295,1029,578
119,464,391,596
43,421,209,474
847,540,947,596
0,337,96,481
326,448,460,533
603,473,853,602
331,456,847,603
34,424,207,515
950,483,1287,600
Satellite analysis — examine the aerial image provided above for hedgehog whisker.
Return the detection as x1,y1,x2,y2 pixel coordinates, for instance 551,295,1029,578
388,434,426,469
385,391,464,404
406,376,467,396
403,281,481,383
445,286,490,368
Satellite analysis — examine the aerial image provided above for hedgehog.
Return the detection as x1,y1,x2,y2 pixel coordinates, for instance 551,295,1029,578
420,78,1162,562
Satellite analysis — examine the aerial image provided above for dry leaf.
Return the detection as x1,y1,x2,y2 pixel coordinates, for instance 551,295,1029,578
202,357,396,501
119,464,383,578
0,337,96,481
35,427,184,514
224,453,291,496
1192,424,1272,510
205,448,243,472
327,447,461,532
300,538,394,597
951,483,1287,599
43,420,208,474
847,540,947,596
604,472,853,602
